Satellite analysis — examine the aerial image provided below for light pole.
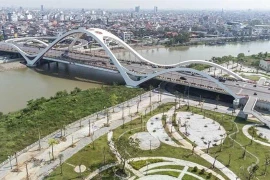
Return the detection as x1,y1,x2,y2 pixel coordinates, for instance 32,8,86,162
8,155,12,169
38,128,41,151
25,162,29,180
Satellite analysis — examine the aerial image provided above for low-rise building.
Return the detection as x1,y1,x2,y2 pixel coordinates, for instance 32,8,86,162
121,31,134,42
259,59,270,72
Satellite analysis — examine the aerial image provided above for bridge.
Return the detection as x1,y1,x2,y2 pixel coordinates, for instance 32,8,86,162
0,28,270,127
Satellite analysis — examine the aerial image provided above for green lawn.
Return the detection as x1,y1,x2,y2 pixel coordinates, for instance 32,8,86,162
0,86,145,163
148,171,179,178
240,74,261,81
129,159,164,170
182,174,200,180
151,165,184,170
45,135,117,180
178,105,270,180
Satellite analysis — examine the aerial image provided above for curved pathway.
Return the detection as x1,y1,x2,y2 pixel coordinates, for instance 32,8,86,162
242,124,270,147
128,157,224,180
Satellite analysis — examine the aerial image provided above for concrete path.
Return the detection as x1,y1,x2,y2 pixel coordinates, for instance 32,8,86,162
147,114,180,147
178,166,189,179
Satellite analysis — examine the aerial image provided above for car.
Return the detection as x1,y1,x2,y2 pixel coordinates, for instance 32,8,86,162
254,92,257,95
268,88,270,90
253,85,257,87
180,77,187,80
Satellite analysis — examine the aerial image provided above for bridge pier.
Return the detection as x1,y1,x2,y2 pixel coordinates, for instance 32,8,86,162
56,62,59,67
26,64,36,68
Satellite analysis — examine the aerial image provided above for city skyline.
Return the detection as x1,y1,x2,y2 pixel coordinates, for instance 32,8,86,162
0,0,270,10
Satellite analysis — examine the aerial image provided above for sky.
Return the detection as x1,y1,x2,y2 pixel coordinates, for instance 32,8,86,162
1,0,270,10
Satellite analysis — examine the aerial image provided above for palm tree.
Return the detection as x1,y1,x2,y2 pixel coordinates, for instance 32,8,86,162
58,154,64,175
48,139,58,160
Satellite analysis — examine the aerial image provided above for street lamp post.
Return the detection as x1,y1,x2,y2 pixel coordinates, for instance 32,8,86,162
8,155,12,169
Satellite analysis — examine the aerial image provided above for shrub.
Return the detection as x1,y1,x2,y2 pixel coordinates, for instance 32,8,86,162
207,172,212,179
192,166,198,172
199,168,205,175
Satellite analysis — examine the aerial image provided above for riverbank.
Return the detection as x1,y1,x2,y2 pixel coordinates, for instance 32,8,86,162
109,45,164,54
0,86,145,163
0,61,26,72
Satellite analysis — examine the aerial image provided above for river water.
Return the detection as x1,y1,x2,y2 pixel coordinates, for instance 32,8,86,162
1,40,270,113
117,40,270,64
0,63,122,113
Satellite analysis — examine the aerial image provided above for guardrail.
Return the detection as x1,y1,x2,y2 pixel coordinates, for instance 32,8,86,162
0,90,151,169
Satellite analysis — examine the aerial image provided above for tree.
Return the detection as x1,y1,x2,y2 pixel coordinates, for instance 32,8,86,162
265,52,268,58
58,154,64,175
48,139,58,160
191,141,197,155
237,53,245,59
109,94,118,112
115,137,139,173
248,165,259,180
70,87,82,95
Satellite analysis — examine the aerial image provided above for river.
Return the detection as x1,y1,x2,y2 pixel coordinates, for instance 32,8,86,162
0,63,122,113
1,40,270,113
116,40,270,64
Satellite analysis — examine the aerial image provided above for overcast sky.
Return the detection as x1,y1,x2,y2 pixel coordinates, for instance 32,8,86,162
1,0,270,10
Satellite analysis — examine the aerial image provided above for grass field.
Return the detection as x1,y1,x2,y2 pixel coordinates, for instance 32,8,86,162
46,135,117,180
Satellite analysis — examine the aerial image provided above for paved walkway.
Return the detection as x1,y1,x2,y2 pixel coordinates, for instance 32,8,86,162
147,114,180,148
242,124,270,147
0,91,244,179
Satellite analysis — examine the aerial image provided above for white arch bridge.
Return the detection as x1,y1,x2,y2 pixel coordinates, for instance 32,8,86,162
0,28,246,100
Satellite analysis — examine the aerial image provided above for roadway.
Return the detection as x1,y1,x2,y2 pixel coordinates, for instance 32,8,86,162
1,43,270,101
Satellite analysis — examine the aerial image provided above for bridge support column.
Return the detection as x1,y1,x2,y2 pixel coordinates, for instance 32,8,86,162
26,64,36,68
56,62,58,67
233,99,240,109
47,62,50,68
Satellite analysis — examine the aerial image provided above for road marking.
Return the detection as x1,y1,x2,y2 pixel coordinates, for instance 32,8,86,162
237,84,246,94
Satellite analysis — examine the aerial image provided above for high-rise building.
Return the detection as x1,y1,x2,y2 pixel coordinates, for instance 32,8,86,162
41,5,44,11
135,6,140,13
154,6,158,13
7,12,12,22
